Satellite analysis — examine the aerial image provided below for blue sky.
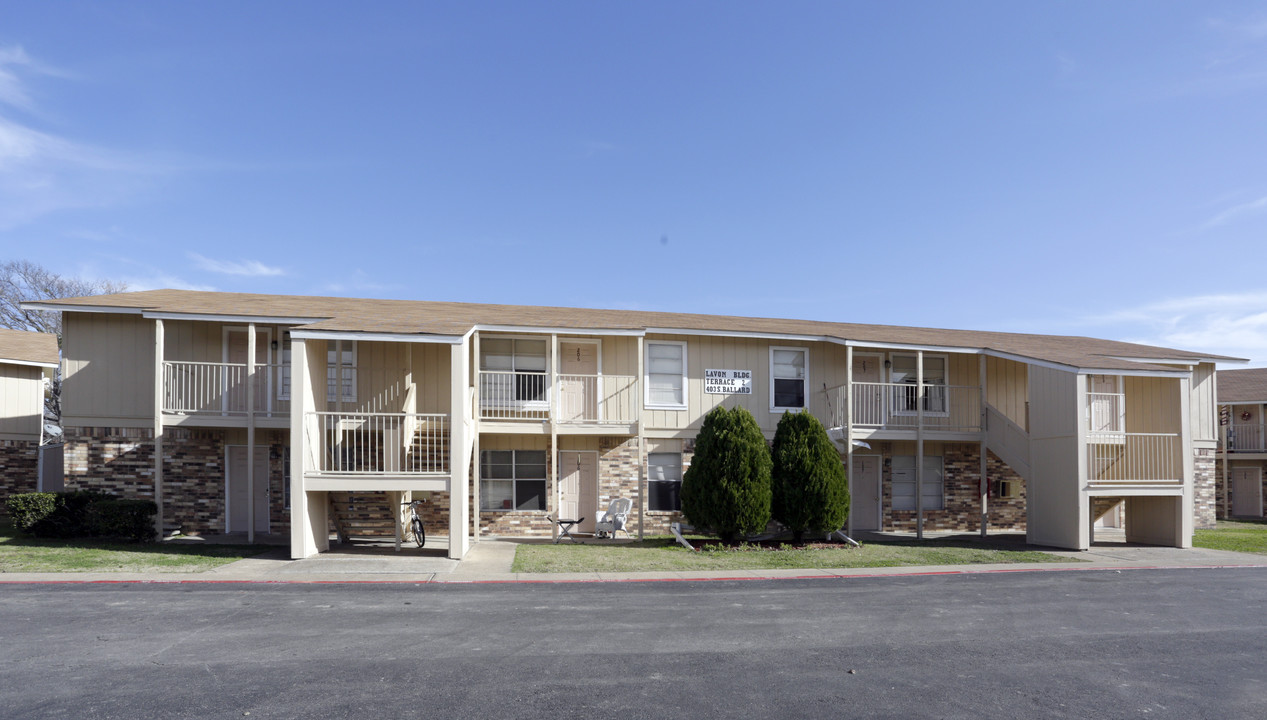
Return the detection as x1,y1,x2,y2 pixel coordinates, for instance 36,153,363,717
3,2,1267,365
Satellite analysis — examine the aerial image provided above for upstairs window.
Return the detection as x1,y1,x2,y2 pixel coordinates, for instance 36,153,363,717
889,354,946,415
327,341,357,402
770,347,807,410
646,341,687,409
481,338,549,403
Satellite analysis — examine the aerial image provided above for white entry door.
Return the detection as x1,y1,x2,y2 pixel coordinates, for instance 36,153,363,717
558,342,598,422
227,446,270,533
558,450,599,533
851,455,881,531
1232,467,1264,517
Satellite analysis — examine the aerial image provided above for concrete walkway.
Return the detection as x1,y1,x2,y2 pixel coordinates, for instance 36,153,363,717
2,535,1265,584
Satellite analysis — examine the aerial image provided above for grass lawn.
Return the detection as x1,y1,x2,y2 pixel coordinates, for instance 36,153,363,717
1193,518,1267,555
511,535,1081,573
0,520,275,573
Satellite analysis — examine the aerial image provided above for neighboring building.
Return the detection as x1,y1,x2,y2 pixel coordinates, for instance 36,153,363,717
0,328,60,503
23,290,1241,559
1215,368,1267,519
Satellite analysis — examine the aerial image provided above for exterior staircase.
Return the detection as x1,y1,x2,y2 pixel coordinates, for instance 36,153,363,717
1092,496,1124,523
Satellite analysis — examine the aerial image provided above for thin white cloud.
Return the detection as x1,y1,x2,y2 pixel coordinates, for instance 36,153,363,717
189,252,284,277
322,269,400,295
1089,292,1267,365
0,46,163,230
1203,194,1267,228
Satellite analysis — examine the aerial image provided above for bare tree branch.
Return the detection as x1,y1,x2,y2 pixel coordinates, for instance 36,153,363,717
0,259,127,339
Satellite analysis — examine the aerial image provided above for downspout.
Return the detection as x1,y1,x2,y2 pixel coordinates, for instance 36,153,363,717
247,323,256,544
980,354,988,538
916,350,924,540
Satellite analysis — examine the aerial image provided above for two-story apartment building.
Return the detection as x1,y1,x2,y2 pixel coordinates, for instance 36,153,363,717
0,328,59,503
24,289,1240,559
1215,367,1267,518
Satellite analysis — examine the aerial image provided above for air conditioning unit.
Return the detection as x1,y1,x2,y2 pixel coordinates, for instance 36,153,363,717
991,478,1020,499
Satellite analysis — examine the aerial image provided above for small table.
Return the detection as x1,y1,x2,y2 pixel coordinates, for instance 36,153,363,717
547,515,585,544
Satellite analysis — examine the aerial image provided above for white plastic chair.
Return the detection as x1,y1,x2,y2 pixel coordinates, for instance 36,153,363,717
594,498,633,539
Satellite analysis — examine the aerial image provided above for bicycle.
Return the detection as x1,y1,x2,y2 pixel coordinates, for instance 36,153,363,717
401,498,426,548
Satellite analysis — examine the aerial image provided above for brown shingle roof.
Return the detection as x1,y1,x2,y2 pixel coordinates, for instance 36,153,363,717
1218,368,1267,403
30,289,1245,372
0,328,59,366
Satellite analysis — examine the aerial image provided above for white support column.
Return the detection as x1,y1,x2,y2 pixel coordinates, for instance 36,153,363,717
246,323,257,543
550,334,560,542
636,335,645,540
979,354,988,538
447,339,470,559
916,350,924,540
289,338,314,558
472,332,480,541
845,345,854,537
153,318,165,539
1179,376,1195,548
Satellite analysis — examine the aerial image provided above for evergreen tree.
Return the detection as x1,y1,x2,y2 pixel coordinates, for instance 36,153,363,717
681,405,772,543
771,409,849,542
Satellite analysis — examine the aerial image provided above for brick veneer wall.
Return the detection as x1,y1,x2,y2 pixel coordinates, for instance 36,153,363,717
1193,448,1216,529
884,445,1026,533
64,425,289,536
0,439,40,512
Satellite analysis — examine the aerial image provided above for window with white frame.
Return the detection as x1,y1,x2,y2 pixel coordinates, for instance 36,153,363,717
891,455,944,511
648,452,683,511
889,354,947,415
646,341,687,409
770,347,807,410
326,341,357,402
277,338,356,402
480,338,549,404
480,450,547,511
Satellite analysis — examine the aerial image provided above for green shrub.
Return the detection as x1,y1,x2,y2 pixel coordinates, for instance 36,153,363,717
87,499,157,542
771,410,850,542
680,406,772,543
5,492,57,533
5,490,155,542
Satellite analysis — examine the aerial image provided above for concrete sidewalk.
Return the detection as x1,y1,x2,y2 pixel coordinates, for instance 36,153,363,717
2,536,1265,584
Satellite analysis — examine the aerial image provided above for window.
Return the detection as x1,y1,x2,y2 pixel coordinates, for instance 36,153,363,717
480,450,547,511
889,354,947,415
327,341,357,401
770,347,807,410
648,452,683,511
646,341,687,409
891,455,944,511
277,338,355,402
481,338,549,404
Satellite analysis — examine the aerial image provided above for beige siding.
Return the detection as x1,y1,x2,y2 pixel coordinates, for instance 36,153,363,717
0,364,44,439
1123,376,1182,435
1027,366,1083,549
641,335,848,435
62,313,154,423
985,356,1028,430
1190,363,1216,442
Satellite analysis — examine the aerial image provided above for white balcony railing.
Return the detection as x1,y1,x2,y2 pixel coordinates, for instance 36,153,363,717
1087,392,1125,433
555,374,638,424
1086,432,1181,484
478,371,638,424
308,412,449,474
827,382,981,432
1227,423,1266,452
162,361,286,417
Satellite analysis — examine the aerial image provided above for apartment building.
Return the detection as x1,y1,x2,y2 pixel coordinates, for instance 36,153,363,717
1215,368,1267,518
0,328,59,501
24,290,1238,559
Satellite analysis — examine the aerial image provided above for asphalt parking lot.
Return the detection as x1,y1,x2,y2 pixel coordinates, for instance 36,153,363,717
3,567,1265,719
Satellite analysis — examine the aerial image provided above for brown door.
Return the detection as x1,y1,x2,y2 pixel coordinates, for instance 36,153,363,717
559,451,599,533
227,446,270,533
558,342,598,422
226,329,271,414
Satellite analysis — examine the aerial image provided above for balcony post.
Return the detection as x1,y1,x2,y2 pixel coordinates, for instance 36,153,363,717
979,354,988,538
472,331,480,541
916,350,924,540
636,334,645,540
247,323,257,543
845,345,854,537
152,318,164,539
550,334,559,542
1179,376,1194,548
448,338,470,559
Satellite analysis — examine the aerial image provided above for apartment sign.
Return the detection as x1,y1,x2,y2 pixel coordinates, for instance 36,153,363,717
705,369,752,395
